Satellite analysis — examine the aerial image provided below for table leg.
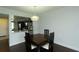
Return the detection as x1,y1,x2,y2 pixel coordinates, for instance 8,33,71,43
37,45,40,52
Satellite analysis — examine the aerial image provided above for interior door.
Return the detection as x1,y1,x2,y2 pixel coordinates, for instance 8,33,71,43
0,14,9,52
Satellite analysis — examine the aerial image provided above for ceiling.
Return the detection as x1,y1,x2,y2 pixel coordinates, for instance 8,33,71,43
2,6,57,14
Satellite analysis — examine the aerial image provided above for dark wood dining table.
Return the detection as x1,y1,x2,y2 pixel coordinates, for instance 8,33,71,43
32,34,48,46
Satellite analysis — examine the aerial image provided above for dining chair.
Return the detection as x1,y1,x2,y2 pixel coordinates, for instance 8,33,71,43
40,29,49,51
24,32,31,52
24,32,39,52
44,29,49,39
40,32,54,52
48,32,54,52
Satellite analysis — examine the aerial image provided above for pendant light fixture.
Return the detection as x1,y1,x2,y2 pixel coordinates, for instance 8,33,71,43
31,15,39,21
31,6,39,21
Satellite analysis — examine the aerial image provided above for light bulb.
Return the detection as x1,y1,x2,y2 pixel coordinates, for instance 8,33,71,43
31,16,39,21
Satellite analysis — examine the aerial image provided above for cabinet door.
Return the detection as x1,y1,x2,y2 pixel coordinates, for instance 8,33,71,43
0,39,9,52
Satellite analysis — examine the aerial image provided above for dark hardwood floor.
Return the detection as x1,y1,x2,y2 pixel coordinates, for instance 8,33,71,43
53,43,77,52
10,42,78,52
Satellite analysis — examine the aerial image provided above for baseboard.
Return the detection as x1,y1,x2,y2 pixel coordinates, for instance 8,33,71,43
10,40,25,47
54,43,78,52
54,42,79,52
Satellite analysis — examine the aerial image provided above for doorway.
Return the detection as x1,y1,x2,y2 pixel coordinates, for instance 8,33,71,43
0,14,9,52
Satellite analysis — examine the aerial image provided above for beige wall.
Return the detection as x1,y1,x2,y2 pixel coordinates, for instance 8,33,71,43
0,17,8,36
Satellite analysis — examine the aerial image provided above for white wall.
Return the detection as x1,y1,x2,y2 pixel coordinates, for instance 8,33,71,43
0,7,38,46
33,21,39,34
38,6,79,51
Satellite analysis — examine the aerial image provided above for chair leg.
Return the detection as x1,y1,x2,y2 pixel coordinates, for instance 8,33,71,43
49,44,53,52
25,42,31,52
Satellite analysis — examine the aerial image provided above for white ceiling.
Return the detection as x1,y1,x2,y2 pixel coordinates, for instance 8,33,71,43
2,6,57,14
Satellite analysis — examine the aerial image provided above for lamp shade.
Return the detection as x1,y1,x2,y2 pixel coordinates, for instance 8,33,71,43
31,16,39,21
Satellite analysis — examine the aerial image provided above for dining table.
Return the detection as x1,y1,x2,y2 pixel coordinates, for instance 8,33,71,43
32,34,48,46
24,33,49,52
